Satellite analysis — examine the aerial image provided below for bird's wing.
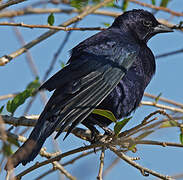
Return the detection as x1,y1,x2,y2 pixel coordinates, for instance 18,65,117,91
39,40,139,139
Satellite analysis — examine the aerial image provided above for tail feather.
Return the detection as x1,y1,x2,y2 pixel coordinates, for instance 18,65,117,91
5,116,55,170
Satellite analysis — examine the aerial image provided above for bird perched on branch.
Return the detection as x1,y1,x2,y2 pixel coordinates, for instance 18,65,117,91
5,9,173,170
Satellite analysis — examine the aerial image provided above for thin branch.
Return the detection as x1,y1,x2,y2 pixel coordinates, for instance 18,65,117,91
0,22,106,31
155,48,183,59
62,149,99,166
15,143,104,179
97,148,105,180
128,0,183,17
108,145,173,180
135,140,183,148
103,157,120,177
34,169,55,180
121,110,174,139
0,0,27,11
0,115,7,141
12,21,47,107
0,0,114,66
141,101,183,113
0,93,18,101
52,161,76,180
144,92,183,108
0,8,120,18
42,22,78,82
12,22,39,78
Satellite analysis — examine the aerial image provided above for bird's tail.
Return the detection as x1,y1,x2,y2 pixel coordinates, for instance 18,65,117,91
5,114,57,170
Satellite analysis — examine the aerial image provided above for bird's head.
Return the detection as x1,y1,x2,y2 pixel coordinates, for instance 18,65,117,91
112,9,173,43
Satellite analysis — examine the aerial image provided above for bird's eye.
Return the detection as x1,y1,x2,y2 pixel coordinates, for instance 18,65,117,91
143,20,153,27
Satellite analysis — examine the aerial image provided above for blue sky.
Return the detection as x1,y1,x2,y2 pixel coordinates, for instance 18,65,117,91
1,0,183,179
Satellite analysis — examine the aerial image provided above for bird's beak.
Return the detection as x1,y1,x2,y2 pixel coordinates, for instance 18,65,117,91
153,23,173,34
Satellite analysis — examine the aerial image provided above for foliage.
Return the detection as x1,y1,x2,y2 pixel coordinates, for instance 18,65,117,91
6,78,40,115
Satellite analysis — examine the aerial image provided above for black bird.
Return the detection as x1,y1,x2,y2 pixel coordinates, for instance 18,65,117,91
5,9,173,170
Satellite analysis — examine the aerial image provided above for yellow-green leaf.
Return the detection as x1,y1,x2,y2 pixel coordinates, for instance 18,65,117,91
155,92,162,103
0,105,4,114
180,133,183,144
2,143,13,156
128,144,137,152
92,109,117,122
114,117,132,135
122,0,128,11
160,120,178,128
6,89,32,114
7,137,20,147
103,22,110,27
26,77,40,90
160,0,169,7
151,0,156,5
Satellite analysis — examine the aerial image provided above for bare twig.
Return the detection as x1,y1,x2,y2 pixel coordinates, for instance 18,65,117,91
0,93,18,101
42,22,78,82
62,149,99,166
144,92,183,108
108,145,173,180
52,161,76,180
15,143,104,179
119,110,165,138
35,149,100,179
0,8,120,18
12,23,39,78
135,140,183,148
97,148,105,180
0,115,7,141
0,0,114,66
103,157,120,177
34,169,55,180
156,48,183,59
0,22,106,31
141,101,183,113
0,0,27,11
128,0,183,17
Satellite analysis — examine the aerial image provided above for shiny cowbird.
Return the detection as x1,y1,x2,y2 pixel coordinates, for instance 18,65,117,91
5,9,173,170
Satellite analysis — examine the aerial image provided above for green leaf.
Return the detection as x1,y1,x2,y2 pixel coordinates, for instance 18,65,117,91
160,0,169,7
155,92,162,103
128,144,137,152
7,137,20,147
2,143,13,156
6,78,40,114
114,117,132,135
0,105,4,114
122,0,128,11
103,22,110,27
160,120,178,128
47,13,55,26
180,133,183,144
92,109,117,122
70,0,89,9
151,0,156,5
106,1,115,7
26,77,40,90
61,61,65,69
6,89,32,114
26,77,40,96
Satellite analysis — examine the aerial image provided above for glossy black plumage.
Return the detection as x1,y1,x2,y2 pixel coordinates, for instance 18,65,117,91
5,9,173,170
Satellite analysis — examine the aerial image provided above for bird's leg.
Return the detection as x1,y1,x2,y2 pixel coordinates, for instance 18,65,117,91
100,126,114,136
82,121,100,143
94,121,114,136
